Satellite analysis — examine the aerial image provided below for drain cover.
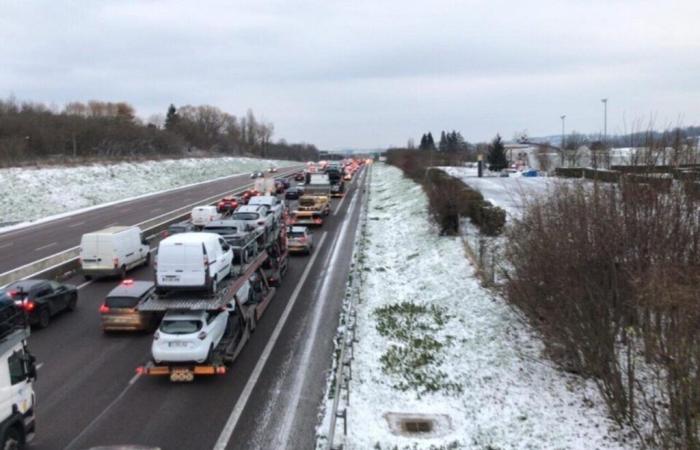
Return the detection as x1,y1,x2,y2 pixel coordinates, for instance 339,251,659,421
385,412,452,438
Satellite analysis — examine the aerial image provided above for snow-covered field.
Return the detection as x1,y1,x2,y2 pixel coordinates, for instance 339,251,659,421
440,166,561,219
333,163,630,449
0,157,294,225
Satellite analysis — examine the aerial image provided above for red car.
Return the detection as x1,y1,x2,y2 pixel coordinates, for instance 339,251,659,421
217,196,240,214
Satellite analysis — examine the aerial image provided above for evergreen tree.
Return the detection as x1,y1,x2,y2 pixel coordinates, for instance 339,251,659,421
487,134,508,171
164,104,179,131
426,132,436,151
439,131,448,152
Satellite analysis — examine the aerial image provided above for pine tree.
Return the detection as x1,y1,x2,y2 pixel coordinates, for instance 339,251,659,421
426,132,436,151
165,104,179,131
439,131,448,152
487,134,508,171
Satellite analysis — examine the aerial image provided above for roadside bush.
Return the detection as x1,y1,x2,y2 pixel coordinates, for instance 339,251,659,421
504,179,700,447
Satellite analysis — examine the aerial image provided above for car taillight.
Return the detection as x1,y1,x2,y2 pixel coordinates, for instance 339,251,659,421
99,304,109,314
198,331,207,340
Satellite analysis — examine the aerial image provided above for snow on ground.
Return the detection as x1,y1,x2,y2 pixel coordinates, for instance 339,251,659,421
0,156,293,225
440,166,561,219
340,163,630,449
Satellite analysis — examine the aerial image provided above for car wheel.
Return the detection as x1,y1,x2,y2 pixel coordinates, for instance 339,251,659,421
67,294,78,311
37,308,50,329
2,426,23,450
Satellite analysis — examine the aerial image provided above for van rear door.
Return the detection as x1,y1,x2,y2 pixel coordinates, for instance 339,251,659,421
157,243,206,287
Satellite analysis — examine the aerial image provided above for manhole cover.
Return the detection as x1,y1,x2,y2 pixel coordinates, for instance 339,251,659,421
385,412,452,438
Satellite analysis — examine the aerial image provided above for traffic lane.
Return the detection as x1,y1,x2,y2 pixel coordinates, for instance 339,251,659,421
226,168,366,449
64,174,363,449
0,166,302,273
28,264,158,450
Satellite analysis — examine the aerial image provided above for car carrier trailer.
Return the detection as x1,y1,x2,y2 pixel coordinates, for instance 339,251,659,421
136,250,278,382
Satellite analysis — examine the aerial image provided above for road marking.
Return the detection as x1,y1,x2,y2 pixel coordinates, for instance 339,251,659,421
0,242,13,249
213,231,329,450
34,242,57,252
67,220,86,228
274,172,362,448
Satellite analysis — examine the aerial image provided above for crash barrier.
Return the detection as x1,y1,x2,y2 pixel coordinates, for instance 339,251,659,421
322,165,371,450
0,167,301,287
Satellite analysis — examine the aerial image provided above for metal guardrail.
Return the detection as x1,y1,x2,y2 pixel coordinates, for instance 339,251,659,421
323,164,371,450
0,167,302,287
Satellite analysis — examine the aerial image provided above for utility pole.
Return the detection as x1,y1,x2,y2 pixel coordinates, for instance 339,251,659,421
601,98,608,145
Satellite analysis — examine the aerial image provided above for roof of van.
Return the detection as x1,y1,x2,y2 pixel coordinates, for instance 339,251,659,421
85,226,133,235
160,232,221,245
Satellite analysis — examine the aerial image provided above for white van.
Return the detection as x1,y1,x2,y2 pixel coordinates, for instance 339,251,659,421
155,232,233,294
80,226,150,279
191,206,222,227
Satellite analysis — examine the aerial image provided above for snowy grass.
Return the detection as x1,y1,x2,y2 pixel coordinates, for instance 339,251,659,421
340,163,632,450
0,156,294,224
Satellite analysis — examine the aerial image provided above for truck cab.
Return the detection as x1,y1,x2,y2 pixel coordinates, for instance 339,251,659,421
0,301,36,449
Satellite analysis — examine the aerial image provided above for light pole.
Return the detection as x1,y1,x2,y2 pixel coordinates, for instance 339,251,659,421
601,98,608,145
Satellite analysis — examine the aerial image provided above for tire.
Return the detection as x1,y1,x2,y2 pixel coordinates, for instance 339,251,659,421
66,293,78,311
2,426,23,450
38,307,50,329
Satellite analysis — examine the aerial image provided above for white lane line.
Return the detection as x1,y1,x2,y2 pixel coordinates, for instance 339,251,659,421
213,231,329,450
34,242,57,252
67,220,86,228
273,175,361,448
0,242,13,249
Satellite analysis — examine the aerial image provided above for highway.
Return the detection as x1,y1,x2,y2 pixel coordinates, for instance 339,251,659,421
24,166,367,449
0,165,302,275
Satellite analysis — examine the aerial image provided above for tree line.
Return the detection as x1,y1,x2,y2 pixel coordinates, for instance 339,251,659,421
0,97,319,166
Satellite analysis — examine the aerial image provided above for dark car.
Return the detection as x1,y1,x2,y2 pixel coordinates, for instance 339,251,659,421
285,186,304,200
100,279,159,332
5,279,78,328
166,221,196,237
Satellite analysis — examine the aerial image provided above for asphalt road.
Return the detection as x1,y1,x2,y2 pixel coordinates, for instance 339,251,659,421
0,165,302,274
26,166,367,450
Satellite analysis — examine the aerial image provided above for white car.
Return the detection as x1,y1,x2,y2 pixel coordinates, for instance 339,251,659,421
247,195,285,224
231,204,274,234
152,310,230,364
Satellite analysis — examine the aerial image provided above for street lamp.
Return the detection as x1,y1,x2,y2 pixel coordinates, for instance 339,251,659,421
601,98,608,145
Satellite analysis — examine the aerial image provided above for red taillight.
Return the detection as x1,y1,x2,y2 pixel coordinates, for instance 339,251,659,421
197,331,207,340
99,304,110,314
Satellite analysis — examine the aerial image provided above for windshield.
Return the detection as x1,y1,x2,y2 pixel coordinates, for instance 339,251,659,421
232,212,259,221
160,319,203,334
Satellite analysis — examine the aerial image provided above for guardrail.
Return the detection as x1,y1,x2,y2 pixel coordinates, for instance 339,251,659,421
322,164,371,450
0,167,302,287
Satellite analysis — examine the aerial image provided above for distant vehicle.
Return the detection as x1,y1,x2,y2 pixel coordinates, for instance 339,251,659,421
166,221,196,237
247,196,285,224
191,206,222,228
151,309,231,364
155,233,233,294
80,226,150,280
287,226,313,254
231,205,274,235
285,186,304,200
0,307,36,448
4,279,78,328
216,196,240,214
294,172,305,182
100,280,159,332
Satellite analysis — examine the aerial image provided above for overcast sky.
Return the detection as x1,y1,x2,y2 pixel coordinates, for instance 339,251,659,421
1,0,699,149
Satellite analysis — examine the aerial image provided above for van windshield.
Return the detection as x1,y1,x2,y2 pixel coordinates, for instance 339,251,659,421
232,212,258,221
160,319,203,334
